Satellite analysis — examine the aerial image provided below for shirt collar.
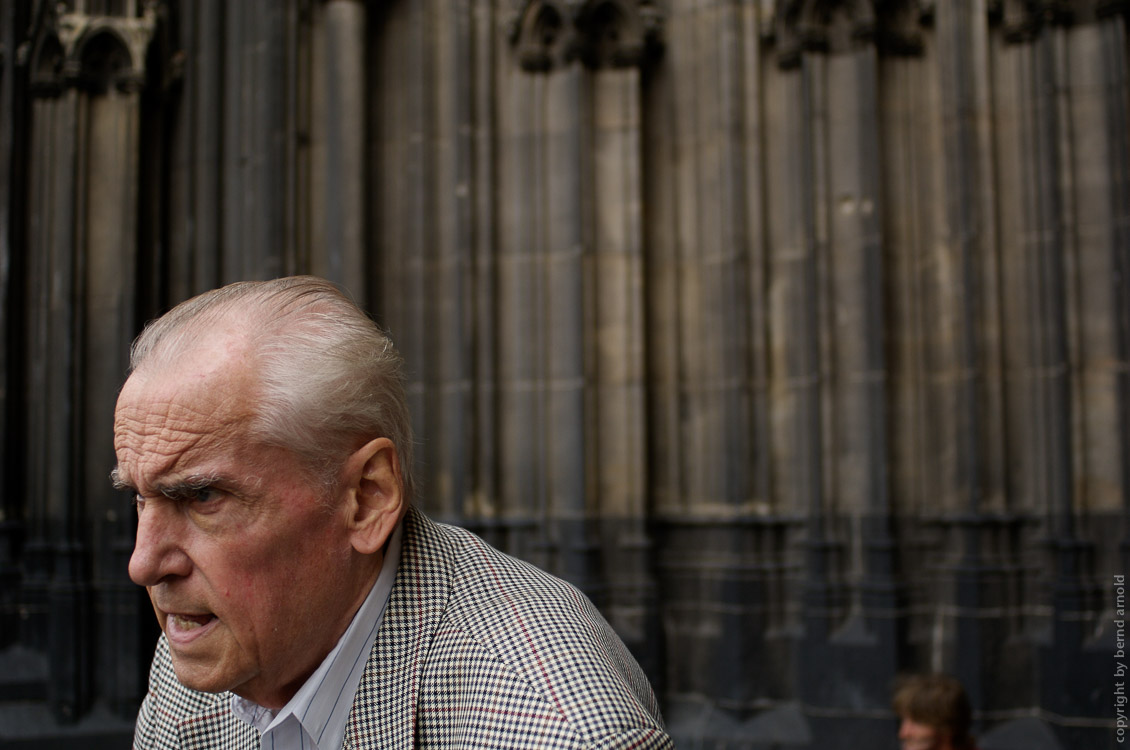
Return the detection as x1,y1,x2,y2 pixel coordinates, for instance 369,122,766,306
231,518,403,749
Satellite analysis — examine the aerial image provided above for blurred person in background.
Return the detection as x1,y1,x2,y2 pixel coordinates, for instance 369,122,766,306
893,673,978,750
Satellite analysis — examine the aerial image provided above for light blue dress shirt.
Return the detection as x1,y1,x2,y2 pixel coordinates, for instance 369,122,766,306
230,520,403,750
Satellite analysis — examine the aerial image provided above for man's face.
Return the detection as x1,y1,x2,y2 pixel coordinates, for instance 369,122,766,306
898,717,952,750
115,350,367,709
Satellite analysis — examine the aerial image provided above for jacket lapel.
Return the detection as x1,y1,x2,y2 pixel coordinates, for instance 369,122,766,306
342,507,453,750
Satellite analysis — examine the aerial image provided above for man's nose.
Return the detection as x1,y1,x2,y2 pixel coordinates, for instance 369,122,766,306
128,499,192,586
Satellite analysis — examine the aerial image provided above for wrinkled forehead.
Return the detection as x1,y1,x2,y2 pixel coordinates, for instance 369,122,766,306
114,350,260,487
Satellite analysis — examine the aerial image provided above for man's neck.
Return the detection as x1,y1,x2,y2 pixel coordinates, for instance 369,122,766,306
236,552,385,709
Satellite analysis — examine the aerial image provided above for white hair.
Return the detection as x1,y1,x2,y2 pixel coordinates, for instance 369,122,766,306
128,276,415,501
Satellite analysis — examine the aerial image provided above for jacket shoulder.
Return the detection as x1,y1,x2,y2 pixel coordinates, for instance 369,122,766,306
407,511,670,748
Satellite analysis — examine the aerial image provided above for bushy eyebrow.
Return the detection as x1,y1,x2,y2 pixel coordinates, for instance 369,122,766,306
157,474,222,501
108,466,224,500
109,466,131,490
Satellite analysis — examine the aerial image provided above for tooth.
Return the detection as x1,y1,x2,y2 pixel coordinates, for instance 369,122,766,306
173,614,203,630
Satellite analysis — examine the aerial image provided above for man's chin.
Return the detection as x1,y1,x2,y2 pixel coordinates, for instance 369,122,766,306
168,645,250,696
171,662,229,693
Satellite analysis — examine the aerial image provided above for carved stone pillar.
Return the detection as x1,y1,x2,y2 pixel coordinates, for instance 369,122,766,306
0,0,22,654
166,0,304,298
309,0,367,303
504,0,663,673
647,0,790,721
769,1,920,745
23,1,156,723
371,0,478,534
992,3,1130,742
929,0,1008,720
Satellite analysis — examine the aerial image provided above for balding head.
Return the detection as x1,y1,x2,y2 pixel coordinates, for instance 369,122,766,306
127,276,415,499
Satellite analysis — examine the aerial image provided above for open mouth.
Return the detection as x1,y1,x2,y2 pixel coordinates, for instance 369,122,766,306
165,612,218,643
170,613,215,629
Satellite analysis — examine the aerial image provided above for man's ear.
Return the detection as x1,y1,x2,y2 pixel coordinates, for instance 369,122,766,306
342,437,404,555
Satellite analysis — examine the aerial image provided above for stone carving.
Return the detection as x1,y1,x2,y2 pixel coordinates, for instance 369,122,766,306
997,0,1121,42
510,0,663,72
574,0,663,69
511,0,574,72
26,1,157,95
773,0,934,67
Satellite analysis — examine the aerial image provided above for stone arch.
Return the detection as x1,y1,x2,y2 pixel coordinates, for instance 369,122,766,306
574,0,661,69
998,0,1112,42
775,0,937,65
511,0,575,72
75,26,141,93
510,0,662,72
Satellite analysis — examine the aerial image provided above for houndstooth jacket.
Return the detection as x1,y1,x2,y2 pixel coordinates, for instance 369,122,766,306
133,507,672,749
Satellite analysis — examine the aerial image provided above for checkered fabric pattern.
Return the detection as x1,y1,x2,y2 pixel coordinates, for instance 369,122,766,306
133,507,672,749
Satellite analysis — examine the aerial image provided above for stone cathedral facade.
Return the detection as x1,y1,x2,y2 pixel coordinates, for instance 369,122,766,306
0,1,1128,748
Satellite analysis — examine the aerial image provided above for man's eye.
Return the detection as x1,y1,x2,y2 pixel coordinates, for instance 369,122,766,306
187,487,223,505
160,482,224,507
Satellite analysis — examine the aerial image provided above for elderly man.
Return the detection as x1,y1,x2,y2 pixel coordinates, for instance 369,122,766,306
115,276,670,749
